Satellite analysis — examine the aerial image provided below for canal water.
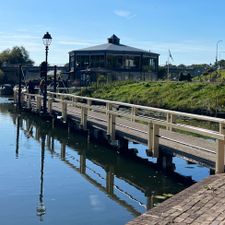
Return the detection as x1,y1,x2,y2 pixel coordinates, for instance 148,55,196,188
0,97,209,225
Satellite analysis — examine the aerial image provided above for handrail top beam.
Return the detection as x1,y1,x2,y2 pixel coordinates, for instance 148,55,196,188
47,91,225,124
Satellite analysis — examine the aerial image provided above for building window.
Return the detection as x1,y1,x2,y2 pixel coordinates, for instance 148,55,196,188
142,56,157,72
107,55,140,70
76,55,89,69
90,55,105,67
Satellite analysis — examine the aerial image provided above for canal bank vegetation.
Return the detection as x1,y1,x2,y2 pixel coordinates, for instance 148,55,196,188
78,81,225,117
194,69,225,82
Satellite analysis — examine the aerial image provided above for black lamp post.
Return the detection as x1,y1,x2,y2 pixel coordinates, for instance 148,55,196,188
42,32,52,114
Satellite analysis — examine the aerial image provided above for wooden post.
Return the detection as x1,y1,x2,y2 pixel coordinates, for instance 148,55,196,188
80,106,88,130
72,97,77,106
107,103,112,135
148,122,153,151
106,102,116,140
36,96,42,112
152,124,159,157
87,99,92,112
61,141,66,160
106,168,114,195
216,123,225,173
216,139,224,173
27,95,31,109
47,135,51,149
48,98,53,114
62,101,67,122
80,154,86,174
131,107,137,122
54,65,57,93
110,114,116,141
14,90,17,103
167,113,176,131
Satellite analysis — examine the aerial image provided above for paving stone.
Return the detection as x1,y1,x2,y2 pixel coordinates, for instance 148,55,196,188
127,174,225,225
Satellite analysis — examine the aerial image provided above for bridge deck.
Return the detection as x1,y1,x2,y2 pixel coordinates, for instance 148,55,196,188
51,101,218,168
127,173,225,225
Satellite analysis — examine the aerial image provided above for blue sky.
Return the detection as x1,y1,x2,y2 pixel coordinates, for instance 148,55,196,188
0,0,224,66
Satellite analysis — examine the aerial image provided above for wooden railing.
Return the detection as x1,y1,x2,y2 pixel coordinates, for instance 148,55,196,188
16,91,225,173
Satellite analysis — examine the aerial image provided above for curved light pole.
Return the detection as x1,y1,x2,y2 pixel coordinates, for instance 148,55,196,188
42,32,52,114
216,40,222,67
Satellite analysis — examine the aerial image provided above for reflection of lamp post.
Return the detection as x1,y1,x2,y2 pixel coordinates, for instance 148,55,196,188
42,32,52,114
15,116,20,158
216,40,222,67
36,134,46,221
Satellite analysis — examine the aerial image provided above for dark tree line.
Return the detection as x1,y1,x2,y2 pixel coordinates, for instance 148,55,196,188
0,46,34,67
0,46,34,83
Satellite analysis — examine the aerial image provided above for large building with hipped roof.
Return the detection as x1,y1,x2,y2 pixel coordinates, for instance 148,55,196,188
68,34,159,85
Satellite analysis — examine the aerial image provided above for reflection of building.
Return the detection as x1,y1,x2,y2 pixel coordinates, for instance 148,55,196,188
68,35,159,85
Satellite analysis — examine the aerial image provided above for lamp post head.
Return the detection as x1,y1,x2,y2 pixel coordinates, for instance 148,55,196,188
42,32,52,47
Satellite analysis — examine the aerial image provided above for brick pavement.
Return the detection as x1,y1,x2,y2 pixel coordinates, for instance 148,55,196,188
127,174,225,225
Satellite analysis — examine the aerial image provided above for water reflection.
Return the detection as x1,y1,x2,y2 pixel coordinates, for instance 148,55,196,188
16,116,20,159
10,111,193,219
36,134,46,221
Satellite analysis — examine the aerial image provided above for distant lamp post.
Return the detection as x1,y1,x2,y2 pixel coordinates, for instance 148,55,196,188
216,40,222,68
42,32,52,114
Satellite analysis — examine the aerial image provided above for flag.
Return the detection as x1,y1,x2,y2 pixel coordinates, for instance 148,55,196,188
169,49,174,61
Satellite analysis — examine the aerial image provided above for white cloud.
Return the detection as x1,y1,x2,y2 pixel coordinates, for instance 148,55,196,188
114,10,136,19
89,194,105,211
58,40,93,46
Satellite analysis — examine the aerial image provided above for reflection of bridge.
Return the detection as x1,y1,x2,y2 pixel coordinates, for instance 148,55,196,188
14,113,192,218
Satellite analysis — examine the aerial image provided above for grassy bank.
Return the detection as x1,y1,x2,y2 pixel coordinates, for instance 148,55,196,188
79,81,225,116
194,69,225,82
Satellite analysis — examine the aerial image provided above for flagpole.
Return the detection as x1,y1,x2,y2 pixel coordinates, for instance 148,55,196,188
167,62,170,80
167,50,174,80
167,52,170,80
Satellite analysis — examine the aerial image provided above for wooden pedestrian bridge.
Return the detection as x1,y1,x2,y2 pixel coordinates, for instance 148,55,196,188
15,90,225,174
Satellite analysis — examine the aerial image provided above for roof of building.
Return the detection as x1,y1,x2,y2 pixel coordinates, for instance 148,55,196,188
70,34,159,56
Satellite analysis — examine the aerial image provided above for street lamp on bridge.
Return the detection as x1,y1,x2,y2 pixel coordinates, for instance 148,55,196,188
42,32,52,114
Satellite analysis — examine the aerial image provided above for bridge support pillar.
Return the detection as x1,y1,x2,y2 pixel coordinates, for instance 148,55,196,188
216,123,225,173
146,194,154,210
106,168,114,195
152,124,159,157
27,95,31,109
48,98,53,114
14,91,17,103
157,152,175,172
80,153,86,174
216,139,225,173
47,135,51,149
36,96,42,112
148,122,153,152
147,123,159,157
107,103,116,141
80,106,88,130
118,137,129,150
62,101,67,122
61,141,66,160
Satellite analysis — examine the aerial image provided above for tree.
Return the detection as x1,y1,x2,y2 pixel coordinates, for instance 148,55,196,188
0,69,5,83
218,60,225,69
0,46,34,66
